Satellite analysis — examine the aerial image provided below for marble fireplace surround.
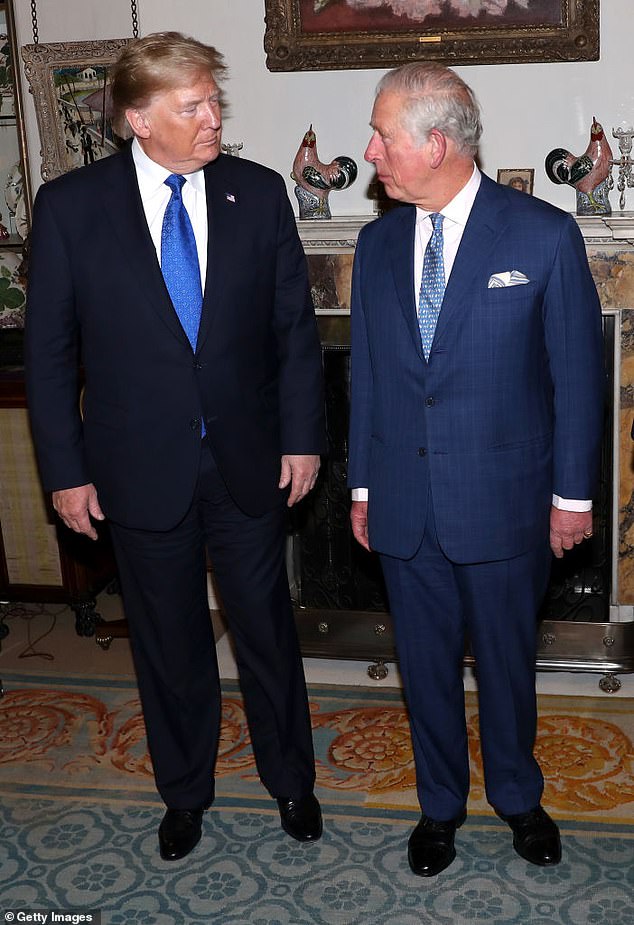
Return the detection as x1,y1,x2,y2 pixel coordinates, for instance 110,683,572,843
297,213,634,618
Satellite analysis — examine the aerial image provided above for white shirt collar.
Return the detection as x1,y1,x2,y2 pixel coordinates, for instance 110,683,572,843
415,163,481,229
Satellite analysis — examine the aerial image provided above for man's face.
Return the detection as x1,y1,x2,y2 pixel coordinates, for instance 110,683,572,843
365,89,432,206
132,75,222,173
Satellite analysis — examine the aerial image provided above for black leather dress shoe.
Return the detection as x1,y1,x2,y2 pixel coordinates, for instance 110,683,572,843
407,810,467,877
277,794,323,842
500,805,561,866
158,808,204,861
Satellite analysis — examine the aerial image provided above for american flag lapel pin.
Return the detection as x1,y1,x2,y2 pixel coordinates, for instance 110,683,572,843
225,192,236,203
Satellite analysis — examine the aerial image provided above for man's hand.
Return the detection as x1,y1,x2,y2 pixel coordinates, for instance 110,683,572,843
350,500,370,551
550,506,593,559
52,483,105,541
279,454,320,507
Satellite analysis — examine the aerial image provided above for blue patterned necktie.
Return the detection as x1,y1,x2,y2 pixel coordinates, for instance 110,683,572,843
161,174,203,351
418,212,445,360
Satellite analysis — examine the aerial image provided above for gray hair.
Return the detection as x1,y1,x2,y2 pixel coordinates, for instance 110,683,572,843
377,62,482,156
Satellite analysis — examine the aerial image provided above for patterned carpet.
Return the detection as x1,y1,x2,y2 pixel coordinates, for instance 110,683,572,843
1,671,633,924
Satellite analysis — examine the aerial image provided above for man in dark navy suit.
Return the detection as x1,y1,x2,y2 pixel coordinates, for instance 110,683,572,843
26,32,325,860
348,63,604,876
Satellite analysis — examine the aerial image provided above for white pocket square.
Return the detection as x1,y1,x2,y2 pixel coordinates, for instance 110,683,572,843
487,270,530,289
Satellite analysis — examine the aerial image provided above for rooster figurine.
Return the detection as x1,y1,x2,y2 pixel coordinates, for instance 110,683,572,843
292,125,357,219
545,117,613,215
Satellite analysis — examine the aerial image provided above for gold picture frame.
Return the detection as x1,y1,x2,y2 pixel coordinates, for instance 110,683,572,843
497,168,535,195
21,38,131,182
264,1,599,72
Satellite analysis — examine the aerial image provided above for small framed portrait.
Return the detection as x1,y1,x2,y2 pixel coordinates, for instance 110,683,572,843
497,168,535,196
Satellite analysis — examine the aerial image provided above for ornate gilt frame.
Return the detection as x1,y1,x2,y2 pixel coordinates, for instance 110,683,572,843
21,39,131,182
264,1,599,71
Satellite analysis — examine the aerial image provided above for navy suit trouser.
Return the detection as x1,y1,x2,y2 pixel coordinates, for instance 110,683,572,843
379,496,552,820
108,439,315,810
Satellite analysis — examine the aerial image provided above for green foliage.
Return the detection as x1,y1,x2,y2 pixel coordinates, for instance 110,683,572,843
0,274,25,310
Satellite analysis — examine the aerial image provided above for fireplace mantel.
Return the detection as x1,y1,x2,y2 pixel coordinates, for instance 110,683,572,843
298,212,634,252
578,213,634,245
297,216,364,253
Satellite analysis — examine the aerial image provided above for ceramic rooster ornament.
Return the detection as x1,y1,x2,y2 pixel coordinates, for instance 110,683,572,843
292,125,357,219
545,117,613,215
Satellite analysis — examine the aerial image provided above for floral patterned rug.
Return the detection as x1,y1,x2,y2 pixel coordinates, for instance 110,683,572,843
1,672,633,924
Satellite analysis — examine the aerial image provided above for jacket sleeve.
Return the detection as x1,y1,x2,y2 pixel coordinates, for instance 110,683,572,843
543,213,605,501
271,175,326,456
25,184,89,492
347,225,373,490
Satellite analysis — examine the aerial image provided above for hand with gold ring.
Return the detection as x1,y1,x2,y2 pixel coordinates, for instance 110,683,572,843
550,507,594,558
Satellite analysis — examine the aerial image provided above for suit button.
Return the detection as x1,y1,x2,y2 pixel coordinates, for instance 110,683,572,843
193,361,204,370
190,418,201,430
418,447,426,456
425,397,435,407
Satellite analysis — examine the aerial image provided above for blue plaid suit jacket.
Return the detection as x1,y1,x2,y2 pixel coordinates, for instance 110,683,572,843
348,173,604,563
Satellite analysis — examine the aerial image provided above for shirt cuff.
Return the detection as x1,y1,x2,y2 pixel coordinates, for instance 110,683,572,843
351,488,369,502
552,494,592,512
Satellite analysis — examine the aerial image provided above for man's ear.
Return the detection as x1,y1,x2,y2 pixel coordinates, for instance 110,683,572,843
428,129,447,169
125,107,151,139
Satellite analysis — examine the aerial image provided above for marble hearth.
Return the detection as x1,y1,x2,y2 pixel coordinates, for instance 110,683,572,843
295,213,634,685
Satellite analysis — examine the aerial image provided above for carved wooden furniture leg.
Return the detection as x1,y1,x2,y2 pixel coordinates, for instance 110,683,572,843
70,597,101,637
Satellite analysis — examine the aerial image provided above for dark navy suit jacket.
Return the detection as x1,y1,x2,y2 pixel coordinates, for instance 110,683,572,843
25,145,325,530
348,173,604,563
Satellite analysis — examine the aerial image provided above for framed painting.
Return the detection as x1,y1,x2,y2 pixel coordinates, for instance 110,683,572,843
264,1,599,71
497,167,534,194
21,38,131,182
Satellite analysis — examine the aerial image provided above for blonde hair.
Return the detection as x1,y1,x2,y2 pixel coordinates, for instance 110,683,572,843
110,31,227,137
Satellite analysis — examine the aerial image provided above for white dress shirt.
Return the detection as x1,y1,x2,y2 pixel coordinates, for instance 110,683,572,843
413,163,481,305
131,137,208,292
352,164,590,512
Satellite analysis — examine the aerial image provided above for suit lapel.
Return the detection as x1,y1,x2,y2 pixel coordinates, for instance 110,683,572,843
100,145,191,347
196,157,241,353
387,206,422,359
432,175,507,351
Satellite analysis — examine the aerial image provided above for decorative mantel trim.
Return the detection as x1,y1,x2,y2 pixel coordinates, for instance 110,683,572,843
578,214,634,245
297,216,365,253
298,213,634,251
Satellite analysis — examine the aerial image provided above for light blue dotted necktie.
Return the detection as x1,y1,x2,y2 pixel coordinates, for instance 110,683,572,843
161,174,203,351
418,212,445,360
